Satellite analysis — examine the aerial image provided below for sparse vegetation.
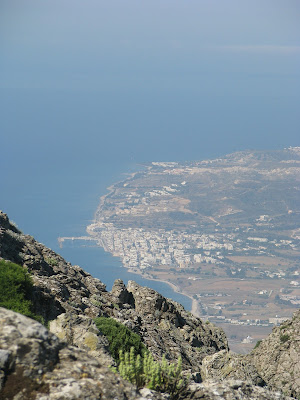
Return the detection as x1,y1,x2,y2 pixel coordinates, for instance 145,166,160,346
0,259,41,322
45,257,58,266
280,334,290,343
254,340,262,349
118,347,189,399
94,317,146,362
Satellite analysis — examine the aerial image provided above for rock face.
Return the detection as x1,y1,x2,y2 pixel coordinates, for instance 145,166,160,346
49,313,115,368
1,210,300,399
200,350,265,387
250,309,300,398
124,281,228,368
0,211,228,372
0,308,294,400
189,380,294,400
195,308,300,399
0,308,162,400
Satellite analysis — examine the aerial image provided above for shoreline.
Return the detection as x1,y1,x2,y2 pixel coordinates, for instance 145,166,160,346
85,162,204,319
87,169,142,234
90,169,142,223
127,268,202,318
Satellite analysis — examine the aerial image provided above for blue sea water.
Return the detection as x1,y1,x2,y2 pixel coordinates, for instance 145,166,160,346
52,163,192,311
2,87,297,311
60,245,192,310
1,145,192,309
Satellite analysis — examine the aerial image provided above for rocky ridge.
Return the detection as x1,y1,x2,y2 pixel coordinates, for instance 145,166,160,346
0,211,228,370
251,309,300,397
0,308,149,400
0,210,299,399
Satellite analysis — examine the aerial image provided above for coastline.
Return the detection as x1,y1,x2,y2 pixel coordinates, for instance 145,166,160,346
85,162,204,319
127,267,202,318
90,169,142,229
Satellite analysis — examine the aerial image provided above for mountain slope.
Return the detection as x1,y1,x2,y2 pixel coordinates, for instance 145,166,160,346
0,210,299,399
0,211,227,370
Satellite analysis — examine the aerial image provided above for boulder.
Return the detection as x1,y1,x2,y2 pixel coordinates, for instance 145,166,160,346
0,308,164,400
200,350,265,387
189,380,294,400
250,309,300,398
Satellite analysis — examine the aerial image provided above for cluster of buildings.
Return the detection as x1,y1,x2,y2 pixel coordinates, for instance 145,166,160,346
207,314,288,327
86,215,298,273
90,226,234,270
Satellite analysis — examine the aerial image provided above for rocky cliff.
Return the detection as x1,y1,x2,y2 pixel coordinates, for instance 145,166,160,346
0,211,299,399
0,211,228,370
251,309,300,398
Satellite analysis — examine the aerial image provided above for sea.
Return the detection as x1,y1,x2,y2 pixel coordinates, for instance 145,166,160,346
2,88,296,312
2,158,192,310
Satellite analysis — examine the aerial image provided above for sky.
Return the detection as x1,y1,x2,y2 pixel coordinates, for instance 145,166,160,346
1,1,299,164
1,0,300,241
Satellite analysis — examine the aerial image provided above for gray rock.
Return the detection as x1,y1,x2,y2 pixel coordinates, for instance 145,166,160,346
0,308,164,400
189,380,294,400
126,280,228,371
2,210,299,399
0,211,229,374
201,350,265,387
49,313,114,367
111,279,135,306
250,309,300,398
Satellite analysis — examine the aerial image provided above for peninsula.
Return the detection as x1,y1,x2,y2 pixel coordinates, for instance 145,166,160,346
60,148,300,352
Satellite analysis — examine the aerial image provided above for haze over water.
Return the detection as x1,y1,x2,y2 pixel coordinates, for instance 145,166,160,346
1,1,299,305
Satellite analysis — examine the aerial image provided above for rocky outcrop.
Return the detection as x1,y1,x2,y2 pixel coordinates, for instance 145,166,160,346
195,307,300,399
0,308,295,400
0,211,227,372
49,313,114,368
1,210,300,399
197,311,300,399
200,350,265,387
0,308,164,400
250,309,300,398
123,281,228,369
189,380,294,400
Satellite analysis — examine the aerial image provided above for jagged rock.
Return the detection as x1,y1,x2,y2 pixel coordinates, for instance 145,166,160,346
250,309,300,398
0,212,110,321
201,350,265,387
49,313,114,367
126,280,228,371
111,279,135,306
189,380,294,400
2,210,300,399
0,308,165,400
0,211,229,374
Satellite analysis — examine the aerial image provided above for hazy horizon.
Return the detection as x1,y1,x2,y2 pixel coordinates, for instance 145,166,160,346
1,0,299,243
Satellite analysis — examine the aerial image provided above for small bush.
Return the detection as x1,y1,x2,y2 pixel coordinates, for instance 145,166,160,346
118,347,189,399
254,340,262,349
45,257,58,266
280,334,290,343
0,260,41,321
94,317,146,362
279,324,289,331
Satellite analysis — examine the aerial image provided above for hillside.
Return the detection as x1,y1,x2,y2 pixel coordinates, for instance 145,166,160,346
0,210,299,399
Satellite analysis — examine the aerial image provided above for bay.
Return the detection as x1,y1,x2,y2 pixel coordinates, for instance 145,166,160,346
3,86,293,316
1,150,192,310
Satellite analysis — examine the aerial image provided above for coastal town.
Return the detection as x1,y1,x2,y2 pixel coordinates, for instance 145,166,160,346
86,223,298,274
59,149,300,352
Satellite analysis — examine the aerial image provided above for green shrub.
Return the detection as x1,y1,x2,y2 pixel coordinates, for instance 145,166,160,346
0,259,40,321
94,317,146,362
45,257,58,266
118,347,189,399
254,340,262,349
280,334,290,343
